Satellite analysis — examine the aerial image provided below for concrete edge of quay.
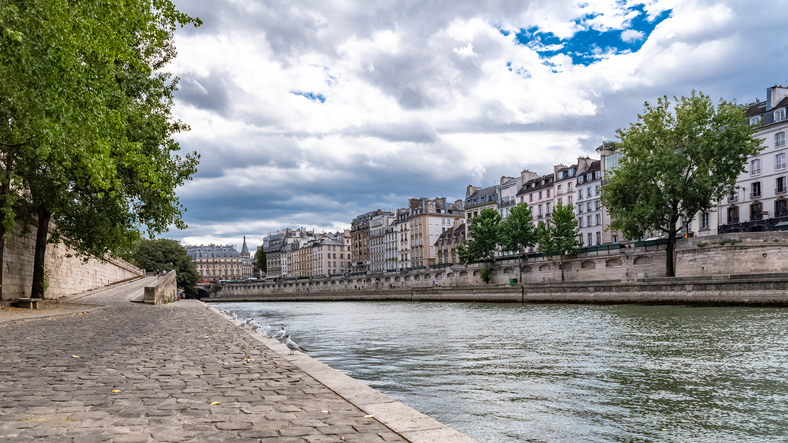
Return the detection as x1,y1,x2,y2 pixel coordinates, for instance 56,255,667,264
206,274,788,306
201,302,478,443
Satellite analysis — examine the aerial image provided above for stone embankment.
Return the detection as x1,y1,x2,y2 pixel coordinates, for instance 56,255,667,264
0,277,475,442
211,232,788,306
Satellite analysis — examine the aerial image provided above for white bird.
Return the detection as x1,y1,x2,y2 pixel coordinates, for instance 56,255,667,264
262,324,272,337
272,327,286,341
250,323,259,333
284,335,308,355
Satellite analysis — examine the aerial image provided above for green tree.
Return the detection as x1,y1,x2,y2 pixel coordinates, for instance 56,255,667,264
256,247,267,273
0,0,200,297
498,203,537,254
536,202,580,281
133,238,198,297
602,92,762,276
458,208,501,265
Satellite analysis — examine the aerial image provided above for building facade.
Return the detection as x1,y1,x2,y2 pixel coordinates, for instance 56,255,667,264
187,244,245,281
435,219,466,265
408,197,463,268
719,85,788,234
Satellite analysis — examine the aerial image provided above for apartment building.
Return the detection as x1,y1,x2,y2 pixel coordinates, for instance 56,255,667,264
408,197,463,268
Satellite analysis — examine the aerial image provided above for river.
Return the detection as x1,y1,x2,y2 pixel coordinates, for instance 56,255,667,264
218,301,788,442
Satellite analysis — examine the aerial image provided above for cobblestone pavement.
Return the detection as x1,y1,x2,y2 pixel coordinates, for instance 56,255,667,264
0,277,406,442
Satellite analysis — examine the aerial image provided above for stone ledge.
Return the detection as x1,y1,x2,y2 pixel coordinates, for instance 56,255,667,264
208,304,477,443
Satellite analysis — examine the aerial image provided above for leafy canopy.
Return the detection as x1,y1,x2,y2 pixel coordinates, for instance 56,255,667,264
256,247,267,273
133,238,198,296
457,208,501,264
536,202,580,256
498,203,537,254
601,91,762,276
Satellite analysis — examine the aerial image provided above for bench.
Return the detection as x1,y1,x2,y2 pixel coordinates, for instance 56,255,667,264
17,298,42,309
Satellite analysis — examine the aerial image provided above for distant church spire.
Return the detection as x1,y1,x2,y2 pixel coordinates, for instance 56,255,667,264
241,236,250,257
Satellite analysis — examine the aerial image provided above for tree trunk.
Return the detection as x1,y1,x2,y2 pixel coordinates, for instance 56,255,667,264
31,206,51,298
665,230,676,277
560,255,565,282
0,228,5,300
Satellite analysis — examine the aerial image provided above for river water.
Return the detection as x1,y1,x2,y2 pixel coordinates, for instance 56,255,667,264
218,301,788,442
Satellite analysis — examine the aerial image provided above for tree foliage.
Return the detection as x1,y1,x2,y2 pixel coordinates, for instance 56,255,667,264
457,208,501,264
256,247,267,273
498,203,537,254
602,92,762,276
0,0,201,296
536,202,580,257
133,238,198,296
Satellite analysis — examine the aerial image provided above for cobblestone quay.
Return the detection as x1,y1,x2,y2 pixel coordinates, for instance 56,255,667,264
0,277,409,442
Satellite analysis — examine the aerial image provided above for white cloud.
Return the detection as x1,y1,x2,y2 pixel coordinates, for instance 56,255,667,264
165,0,788,245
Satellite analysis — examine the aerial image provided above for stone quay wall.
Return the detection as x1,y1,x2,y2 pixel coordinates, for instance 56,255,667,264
144,271,178,305
2,221,144,300
209,232,788,304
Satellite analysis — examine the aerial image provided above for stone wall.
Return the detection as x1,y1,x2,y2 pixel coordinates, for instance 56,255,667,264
2,221,144,300
211,232,788,299
144,271,178,305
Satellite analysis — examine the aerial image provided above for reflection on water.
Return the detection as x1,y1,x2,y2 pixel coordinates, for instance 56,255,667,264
220,301,788,442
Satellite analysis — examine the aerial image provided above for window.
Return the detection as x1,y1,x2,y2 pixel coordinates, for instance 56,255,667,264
752,181,761,198
596,232,601,245
587,173,592,181
578,235,584,246
568,182,572,190
751,202,763,220
587,232,593,246
596,214,601,225
578,190,583,200
538,191,543,200
546,189,551,198
595,171,601,179
595,201,601,210
586,188,592,198
751,159,761,176
778,177,787,194
538,205,543,216
775,108,786,122
579,176,584,184
701,213,709,230
546,202,551,215
777,132,786,148
579,205,584,214
587,215,592,227
728,206,739,223
595,185,600,196
777,153,787,170
558,197,562,206
579,218,583,227
558,184,562,193
529,193,533,202
750,116,761,125
568,196,573,206
587,202,592,212
777,199,788,217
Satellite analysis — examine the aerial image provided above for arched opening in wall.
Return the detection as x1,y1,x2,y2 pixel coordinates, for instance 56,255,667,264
424,274,431,279
538,264,550,272
405,276,411,281
581,261,596,270
459,271,468,277
394,276,401,281
447,273,453,278
559,263,572,270
606,258,623,267
521,266,532,273
633,256,652,265
472,270,480,276
414,275,420,280
356,279,362,283
435,272,443,279
385,277,390,282
366,278,372,283
503,267,513,274
331,281,336,285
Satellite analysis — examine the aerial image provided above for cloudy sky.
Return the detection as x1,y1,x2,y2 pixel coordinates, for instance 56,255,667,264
166,0,787,249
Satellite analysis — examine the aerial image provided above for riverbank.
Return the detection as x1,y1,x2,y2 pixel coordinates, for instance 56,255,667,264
207,273,788,306
0,277,475,442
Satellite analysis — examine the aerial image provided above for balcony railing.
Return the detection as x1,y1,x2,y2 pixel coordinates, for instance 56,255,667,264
728,217,739,223
751,212,764,221
777,187,787,194
751,192,761,199
499,198,517,208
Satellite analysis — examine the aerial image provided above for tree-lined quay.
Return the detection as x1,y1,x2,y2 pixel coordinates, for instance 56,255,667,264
0,278,416,442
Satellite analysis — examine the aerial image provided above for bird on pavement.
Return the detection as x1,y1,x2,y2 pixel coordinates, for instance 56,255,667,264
284,335,308,355
262,324,272,336
272,327,286,341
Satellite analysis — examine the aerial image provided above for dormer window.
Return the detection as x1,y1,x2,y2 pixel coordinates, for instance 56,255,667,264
579,176,584,184
750,116,761,125
594,171,601,179
776,108,786,122
586,173,592,181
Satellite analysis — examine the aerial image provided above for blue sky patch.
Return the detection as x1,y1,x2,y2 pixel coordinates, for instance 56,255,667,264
291,91,326,103
513,4,672,66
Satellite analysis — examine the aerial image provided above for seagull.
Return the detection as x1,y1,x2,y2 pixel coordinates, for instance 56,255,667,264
272,327,286,341
262,324,272,337
250,323,259,333
284,335,308,355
